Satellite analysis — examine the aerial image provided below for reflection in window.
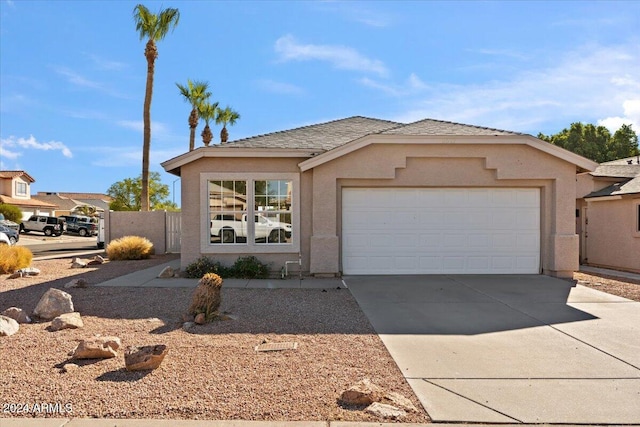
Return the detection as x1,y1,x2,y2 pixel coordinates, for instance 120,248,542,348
209,180,247,244
254,180,292,244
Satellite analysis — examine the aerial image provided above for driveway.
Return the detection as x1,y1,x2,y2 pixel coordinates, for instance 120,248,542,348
345,275,640,424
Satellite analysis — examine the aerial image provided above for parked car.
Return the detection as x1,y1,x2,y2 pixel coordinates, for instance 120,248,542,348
210,213,291,243
19,215,65,236
59,215,98,237
0,231,12,245
0,224,19,245
0,213,20,231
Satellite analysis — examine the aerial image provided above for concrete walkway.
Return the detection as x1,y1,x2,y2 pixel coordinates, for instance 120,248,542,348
94,258,346,289
345,274,640,424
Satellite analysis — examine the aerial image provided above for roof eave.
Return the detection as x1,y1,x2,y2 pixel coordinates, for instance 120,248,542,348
161,147,317,176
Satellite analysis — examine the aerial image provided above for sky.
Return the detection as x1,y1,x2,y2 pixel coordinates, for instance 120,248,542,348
1,0,639,206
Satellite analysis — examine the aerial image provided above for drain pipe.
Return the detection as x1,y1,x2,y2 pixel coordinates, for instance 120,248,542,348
283,253,302,279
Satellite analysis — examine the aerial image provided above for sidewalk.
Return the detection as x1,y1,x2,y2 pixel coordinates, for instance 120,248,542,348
94,258,346,289
0,419,436,427
579,264,640,282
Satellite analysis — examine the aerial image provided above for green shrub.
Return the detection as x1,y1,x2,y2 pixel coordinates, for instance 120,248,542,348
0,246,33,274
231,255,269,279
184,256,223,278
106,235,154,260
0,203,23,223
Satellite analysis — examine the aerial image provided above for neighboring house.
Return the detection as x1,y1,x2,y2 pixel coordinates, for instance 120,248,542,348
0,171,57,218
32,192,110,217
162,116,597,278
576,156,640,273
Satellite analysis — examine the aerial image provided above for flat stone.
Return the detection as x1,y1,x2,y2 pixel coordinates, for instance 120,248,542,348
50,312,84,331
0,315,19,336
2,307,31,324
182,321,195,331
64,278,88,289
70,258,87,269
157,266,174,278
365,402,407,419
382,391,419,412
19,267,41,276
62,363,79,373
73,336,121,359
340,378,385,406
33,288,74,320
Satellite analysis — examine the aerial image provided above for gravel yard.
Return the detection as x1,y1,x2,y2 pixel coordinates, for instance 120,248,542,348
0,255,430,422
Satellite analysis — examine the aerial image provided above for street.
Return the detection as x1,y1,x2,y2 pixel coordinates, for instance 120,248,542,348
16,233,104,258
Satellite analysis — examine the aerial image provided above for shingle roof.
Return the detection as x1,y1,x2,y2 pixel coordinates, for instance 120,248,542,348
591,165,640,178
0,170,35,182
222,116,402,150
0,195,56,208
586,156,640,197
380,118,522,136
585,177,640,198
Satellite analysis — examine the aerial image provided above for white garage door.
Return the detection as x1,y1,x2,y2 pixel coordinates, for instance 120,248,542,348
342,188,540,274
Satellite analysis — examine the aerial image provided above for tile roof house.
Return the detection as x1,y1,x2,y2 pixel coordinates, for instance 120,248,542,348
33,192,112,215
576,155,640,272
163,116,597,278
0,171,57,217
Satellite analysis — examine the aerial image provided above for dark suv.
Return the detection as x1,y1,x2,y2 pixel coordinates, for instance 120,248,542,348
59,215,98,237
20,215,66,236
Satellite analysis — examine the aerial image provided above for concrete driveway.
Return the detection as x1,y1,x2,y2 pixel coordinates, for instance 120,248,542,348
345,275,640,424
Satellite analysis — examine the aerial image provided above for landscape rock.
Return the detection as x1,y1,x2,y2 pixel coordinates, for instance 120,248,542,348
157,266,174,278
194,313,206,324
8,267,41,279
340,378,385,406
7,271,22,279
72,336,121,359
182,313,195,323
50,312,84,331
2,307,31,324
62,363,79,373
33,288,74,320
0,315,19,337
382,391,419,413
70,258,87,269
182,321,195,331
125,344,168,371
365,402,406,419
86,255,105,266
64,278,88,289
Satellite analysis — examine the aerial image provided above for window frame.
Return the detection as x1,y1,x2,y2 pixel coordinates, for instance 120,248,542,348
15,181,27,196
200,172,300,254
634,200,640,237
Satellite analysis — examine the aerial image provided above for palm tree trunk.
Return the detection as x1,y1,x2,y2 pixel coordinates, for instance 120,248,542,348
141,39,157,212
188,108,198,151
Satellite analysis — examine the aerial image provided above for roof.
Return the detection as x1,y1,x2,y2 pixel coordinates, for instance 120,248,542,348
222,116,402,150
32,194,83,210
0,170,35,182
0,195,57,208
162,115,598,175
42,192,112,201
585,156,640,198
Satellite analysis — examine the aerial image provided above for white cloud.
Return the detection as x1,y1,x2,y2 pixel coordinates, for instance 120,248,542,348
256,79,305,96
274,35,388,77
359,73,429,97
52,66,132,99
0,135,72,158
87,54,127,71
116,120,169,135
387,44,640,133
598,99,640,133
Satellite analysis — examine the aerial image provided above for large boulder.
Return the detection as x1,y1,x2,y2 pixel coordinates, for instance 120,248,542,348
33,288,74,320
2,307,31,324
340,378,385,406
50,312,84,331
125,345,168,371
72,336,121,359
0,315,19,337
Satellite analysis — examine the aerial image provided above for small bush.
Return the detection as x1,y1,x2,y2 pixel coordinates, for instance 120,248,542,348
106,236,154,260
184,256,221,278
0,203,23,223
189,273,223,321
231,255,269,279
0,245,33,274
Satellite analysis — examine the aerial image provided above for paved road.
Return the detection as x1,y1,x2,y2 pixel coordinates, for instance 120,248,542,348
16,233,102,258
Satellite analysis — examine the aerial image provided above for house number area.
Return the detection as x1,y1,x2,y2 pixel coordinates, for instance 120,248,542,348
2,402,73,414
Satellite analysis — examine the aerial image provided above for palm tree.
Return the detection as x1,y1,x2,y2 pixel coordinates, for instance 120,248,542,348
215,106,241,143
176,79,211,151
133,4,180,211
198,101,219,146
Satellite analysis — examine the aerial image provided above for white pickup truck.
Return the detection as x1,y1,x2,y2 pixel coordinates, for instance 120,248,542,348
211,213,292,243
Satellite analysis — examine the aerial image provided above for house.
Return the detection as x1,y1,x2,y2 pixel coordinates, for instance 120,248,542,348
162,116,597,278
576,156,640,273
32,192,110,216
0,171,57,218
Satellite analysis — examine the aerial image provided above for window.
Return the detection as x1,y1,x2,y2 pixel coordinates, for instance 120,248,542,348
15,181,27,196
203,173,299,253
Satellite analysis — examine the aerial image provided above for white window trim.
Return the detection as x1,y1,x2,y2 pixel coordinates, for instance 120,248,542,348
15,181,27,196
200,172,300,254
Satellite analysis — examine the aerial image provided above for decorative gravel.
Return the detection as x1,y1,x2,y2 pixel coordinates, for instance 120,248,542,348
0,255,430,422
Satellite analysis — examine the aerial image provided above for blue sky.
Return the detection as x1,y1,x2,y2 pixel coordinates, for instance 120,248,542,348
1,1,639,205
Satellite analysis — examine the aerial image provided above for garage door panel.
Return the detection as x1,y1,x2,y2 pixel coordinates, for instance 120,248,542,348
342,188,540,274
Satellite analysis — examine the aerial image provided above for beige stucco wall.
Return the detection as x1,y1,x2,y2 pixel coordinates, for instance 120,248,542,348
177,141,581,278
106,210,169,254
582,197,640,273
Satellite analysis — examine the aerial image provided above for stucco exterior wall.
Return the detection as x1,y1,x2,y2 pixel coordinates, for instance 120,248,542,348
583,197,640,273
107,210,168,254
177,141,581,278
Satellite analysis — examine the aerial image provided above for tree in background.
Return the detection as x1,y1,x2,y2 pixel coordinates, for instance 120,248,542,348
198,101,219,146
539,122,638,162
0,203,23,223
73,205,98,217
176,79,211,151
215,106,241,143
107,172,178,211
133,4,180,212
